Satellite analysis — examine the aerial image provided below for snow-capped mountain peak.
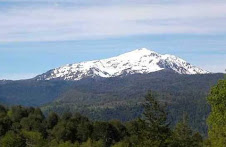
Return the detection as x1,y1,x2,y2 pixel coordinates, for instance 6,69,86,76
35,48,209,81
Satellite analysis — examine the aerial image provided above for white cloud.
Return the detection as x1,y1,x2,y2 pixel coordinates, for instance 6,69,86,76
0,1,226,42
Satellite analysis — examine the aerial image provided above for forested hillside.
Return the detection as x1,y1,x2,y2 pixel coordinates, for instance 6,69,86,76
0,92,204,147
0,71,224,135
0,80,74,106
42,71,224,135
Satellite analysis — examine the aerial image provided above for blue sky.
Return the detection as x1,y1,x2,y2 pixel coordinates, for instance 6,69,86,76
0,0,226,80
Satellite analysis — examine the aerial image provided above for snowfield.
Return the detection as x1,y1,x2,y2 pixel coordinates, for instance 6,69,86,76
36,48,209,81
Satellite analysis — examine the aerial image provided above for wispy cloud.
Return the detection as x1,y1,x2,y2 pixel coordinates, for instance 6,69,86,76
1,1,226,42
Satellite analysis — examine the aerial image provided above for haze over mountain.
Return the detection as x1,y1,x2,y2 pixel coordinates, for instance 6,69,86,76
35,48,209,81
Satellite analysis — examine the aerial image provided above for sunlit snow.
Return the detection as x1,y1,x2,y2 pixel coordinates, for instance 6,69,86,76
36,48,209,81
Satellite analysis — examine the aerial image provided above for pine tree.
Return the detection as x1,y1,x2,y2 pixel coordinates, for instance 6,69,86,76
172,114,193,147
140,91,170,147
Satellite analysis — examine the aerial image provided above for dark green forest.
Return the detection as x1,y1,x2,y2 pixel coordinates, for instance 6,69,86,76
37,72,226,135
0,72,224,136
0,78,225,147
0,92,203,147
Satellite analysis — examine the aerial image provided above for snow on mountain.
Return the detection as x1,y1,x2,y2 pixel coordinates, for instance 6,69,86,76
35,48,209,81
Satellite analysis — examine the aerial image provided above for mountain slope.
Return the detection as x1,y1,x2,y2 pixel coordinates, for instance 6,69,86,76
0,72,223,135
40,72,224,135
35,48,208,81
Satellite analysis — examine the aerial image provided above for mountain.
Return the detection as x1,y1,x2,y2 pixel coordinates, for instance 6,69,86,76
0,71,223,135
40,72,223,135
0,48,221,135
35,48,209,81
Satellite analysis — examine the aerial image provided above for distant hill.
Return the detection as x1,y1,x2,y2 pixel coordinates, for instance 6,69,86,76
0,80,74,106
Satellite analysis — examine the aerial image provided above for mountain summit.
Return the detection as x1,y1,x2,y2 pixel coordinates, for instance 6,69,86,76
35,48,209,81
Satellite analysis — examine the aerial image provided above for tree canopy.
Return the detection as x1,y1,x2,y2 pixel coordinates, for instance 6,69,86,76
207,79,226,146
0,91,205,147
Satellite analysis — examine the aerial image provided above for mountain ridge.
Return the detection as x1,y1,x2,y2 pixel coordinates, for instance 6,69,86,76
35,48,209,81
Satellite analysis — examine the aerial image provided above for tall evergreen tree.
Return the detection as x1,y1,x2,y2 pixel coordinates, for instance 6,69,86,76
140,91,170,147
170,114,202,147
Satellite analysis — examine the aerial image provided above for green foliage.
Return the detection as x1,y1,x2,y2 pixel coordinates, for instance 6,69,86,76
0,131,25,147
0,90,207,147
92,121,120,146
125,120,146,145
76,120,92,142
51,121,76,142
110,120,128,139
0,105,7,118
40,72,223,135
20,108,46,137
0,72,223,136
192,132,203,147
47,112,59,129
80,138,104,147
22,130,46,147
169,114,203,147
207,79,226,146
56,141,79,147
112,140,130,147
9,106,29,122
140,92,170,147
0,115,11,137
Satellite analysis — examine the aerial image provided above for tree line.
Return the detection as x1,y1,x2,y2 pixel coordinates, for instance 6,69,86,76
0,78,225,147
